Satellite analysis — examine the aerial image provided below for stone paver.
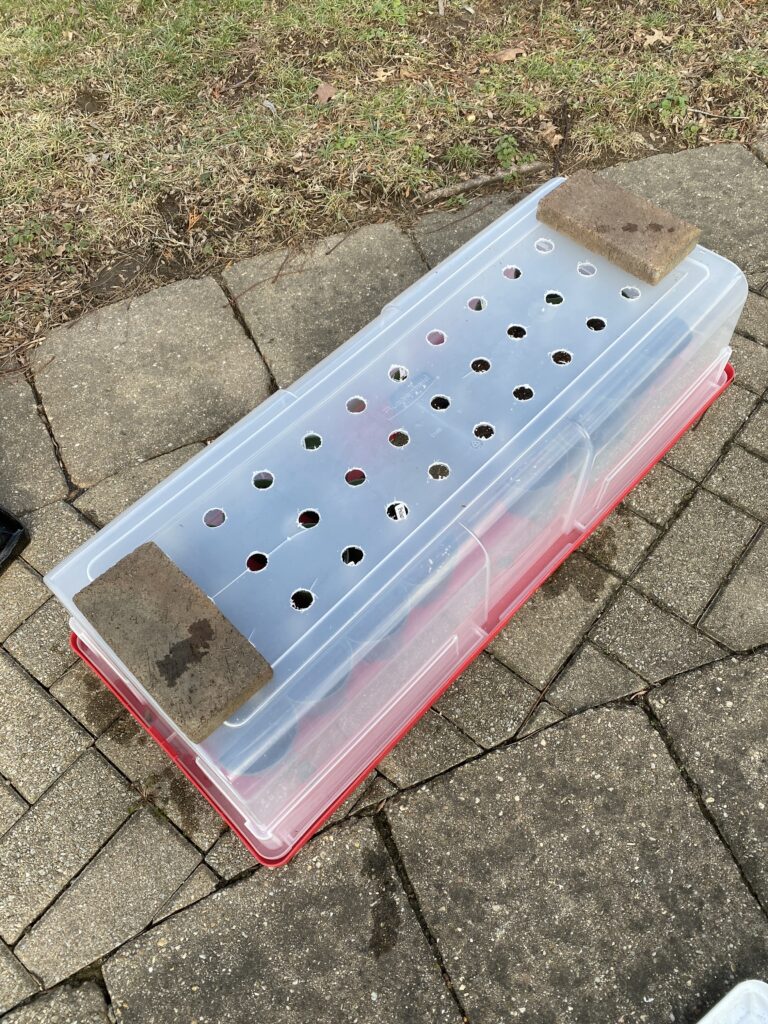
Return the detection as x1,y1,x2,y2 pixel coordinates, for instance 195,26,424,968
0,784,26,840
104,821,459,1024
590,586,722,683
546,641,646,713
16,809,200,987
378,709,480,789
73,443,203,527
730,333,768,394
633,490,757,622
3,598,76,687
581,505,659,576
602,144,768,270
152,864,218,924
412,194,518,267
435,652,543,748
0,652,90,802
702,530,768,650
650,653,768,907
223,224,425,388
622,460,696,527
33,278,272,486
515,699,563,738
736,291,768,344
739,402,768,458
3,981,109,1024
489,554,620,688
20,502,95,576
0,942,38,1014
142,764,227,852
706,444,768,521
664,383,757,480
49,661,123,736
388,706,768,1024
204,829,258,880
0,375,67,515
0,750,134,944
328,771,397,826
0,560,48,642
96,713,169,782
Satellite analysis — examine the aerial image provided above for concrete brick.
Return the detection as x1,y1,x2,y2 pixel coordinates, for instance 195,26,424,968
739,402,768,459
2,982,108,1024
0,376,67,516
49,660,123,736
622,461,695,527
706,445,768,521
546,642,646,713
152,864,218,924
736,291,768,345
664,384,756,480
581,505,659,576
0,783,26,840
204,829,257,881
378,709,480,789
730,333,768,394
0,942,38,1015
3,598,77,687
0,560,48,643
702,530,768,651
20,502,95,576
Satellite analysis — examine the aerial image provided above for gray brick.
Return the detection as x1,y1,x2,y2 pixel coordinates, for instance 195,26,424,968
2,980,109,1024
0,375,67,516
0,942,38,1015
16,809,200,987
633,490,757,621
0,652,90,802
152,864,218,924
664,384,756,480
104,821,459,1024
20,502,95,576
224,225,425,388
706,445,768,520
328,772,397,825
730,332,768,394
436,652,542,748
516,700,564,738
546,642,646,714
74,444,203,528
489,554,620,687
0,783,26,840
0,749,134,943
33,279,272,487
739,402,768,458
204,829,257,880
49,661,123,736
142,764,226,852
702,530,768,650
581,505,659,576
623,461,695,527
412,194,519,267
736,291,768,344
650,652,768,905
3,598,77,687
378,709,480,789
0,561,48,643
590,586,722,683
96,713,169,783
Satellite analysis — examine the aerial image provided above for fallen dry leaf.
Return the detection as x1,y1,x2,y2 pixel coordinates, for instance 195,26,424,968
493,45,526,63
314,82,338,103
642,28,672,48
539,119,563,148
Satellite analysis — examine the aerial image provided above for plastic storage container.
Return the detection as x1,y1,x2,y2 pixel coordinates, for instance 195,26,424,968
46,178,747,865
698,981,768,1023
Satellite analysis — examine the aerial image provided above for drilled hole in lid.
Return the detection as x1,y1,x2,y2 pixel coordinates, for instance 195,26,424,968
246,552,268,572
513,385,534,401
431,394,450,411
427,329,446,346
203,508,226,528
621,286,641,300
346,396,367,413
428,462,450,480
389,429,410,448
577,262,596,277
341,545,364,565
291,589,314,611
586,316,606,332
386,501,409,521
298,509,320,528
474,423,495,440
467,296,486,311
507,324,527,340
545,291,564,305
389,365,409,382
503,265,522,280
471,357,491,373
535,238,554,253
345,468,366,486
252,471,274,490
551,349,572,365
303,433,322,450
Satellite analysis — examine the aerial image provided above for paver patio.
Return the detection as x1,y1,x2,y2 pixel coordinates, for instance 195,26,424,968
1,144,767,1022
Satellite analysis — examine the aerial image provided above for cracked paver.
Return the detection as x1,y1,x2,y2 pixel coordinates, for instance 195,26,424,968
701,529,768,650
3,598,76,687
2,981,109,1024
0,375,67,515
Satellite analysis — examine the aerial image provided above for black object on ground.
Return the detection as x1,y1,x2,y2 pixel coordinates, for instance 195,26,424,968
0,507,28,576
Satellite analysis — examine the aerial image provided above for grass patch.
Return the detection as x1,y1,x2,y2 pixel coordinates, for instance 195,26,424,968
1,0,766,363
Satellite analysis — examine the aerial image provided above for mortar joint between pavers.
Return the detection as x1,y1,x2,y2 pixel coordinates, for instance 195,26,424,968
695,522,767,637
